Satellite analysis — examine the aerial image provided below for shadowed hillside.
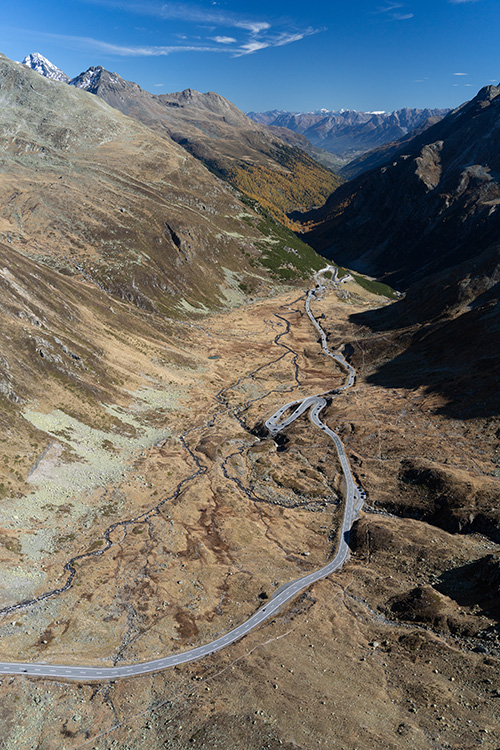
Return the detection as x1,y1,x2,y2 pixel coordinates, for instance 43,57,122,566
346,243,500,418
299,83,500,289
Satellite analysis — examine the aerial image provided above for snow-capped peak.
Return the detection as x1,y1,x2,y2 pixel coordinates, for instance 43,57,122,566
22,53,69,83
68,66,105,91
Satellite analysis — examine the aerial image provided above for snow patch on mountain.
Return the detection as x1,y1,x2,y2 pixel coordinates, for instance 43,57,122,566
22,53,69,83
69,67,103,91
68,66,123,93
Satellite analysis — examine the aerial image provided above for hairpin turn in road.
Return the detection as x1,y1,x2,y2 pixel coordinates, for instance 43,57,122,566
0,266,363,681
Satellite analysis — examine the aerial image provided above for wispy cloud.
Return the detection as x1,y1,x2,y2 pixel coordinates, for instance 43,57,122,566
235,29,319,57
453,72,468,75
112,1,271,31
238,40,269,55
236,21,271,34
71,0,318,58
20,23,320,60
376,2,414,20
14,28,227,56
448,0,479,4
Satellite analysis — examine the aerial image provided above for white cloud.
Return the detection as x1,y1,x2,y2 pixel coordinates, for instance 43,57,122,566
212,36,237,44
23,30,227,56
449,0,479,4
24,26,319,60
80,1,272,34
233,28,319,57
453,72,468,75
274,32,308,47
235,21,271,34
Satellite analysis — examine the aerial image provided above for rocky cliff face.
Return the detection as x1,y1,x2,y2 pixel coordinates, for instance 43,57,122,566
301,83,500,288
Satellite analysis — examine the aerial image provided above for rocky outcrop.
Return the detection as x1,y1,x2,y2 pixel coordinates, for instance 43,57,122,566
395,458,500,542
386,585,482,636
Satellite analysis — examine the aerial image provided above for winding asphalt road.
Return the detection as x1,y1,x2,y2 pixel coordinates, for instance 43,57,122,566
0,267,363,681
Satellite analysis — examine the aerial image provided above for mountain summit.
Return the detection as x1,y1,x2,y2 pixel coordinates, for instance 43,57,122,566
21,52,69,83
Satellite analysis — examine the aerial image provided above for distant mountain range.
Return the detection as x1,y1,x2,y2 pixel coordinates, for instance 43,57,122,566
21,54,342,224
247,107,451,162
21,53,449,186
339,113,447,179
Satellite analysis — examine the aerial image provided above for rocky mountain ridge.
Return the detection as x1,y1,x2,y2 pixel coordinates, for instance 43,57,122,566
22,54,342,225
247,107,450,159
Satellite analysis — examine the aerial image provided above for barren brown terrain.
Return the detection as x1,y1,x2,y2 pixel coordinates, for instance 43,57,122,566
1,275,498,750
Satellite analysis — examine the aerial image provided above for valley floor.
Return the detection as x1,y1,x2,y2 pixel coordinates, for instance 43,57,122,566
0,277,499,749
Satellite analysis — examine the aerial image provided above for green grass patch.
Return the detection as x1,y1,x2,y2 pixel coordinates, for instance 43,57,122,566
87,539,104,552
249,203,325,281
350,272,398,299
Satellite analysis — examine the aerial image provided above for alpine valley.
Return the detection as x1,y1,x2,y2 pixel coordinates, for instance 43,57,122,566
0,50,498,750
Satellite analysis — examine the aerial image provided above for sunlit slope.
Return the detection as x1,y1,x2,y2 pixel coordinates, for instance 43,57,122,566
69,67,343,225
0,53,323,314
0,52,328,494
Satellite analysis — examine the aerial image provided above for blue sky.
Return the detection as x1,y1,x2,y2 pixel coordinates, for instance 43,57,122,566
0,0,499,112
